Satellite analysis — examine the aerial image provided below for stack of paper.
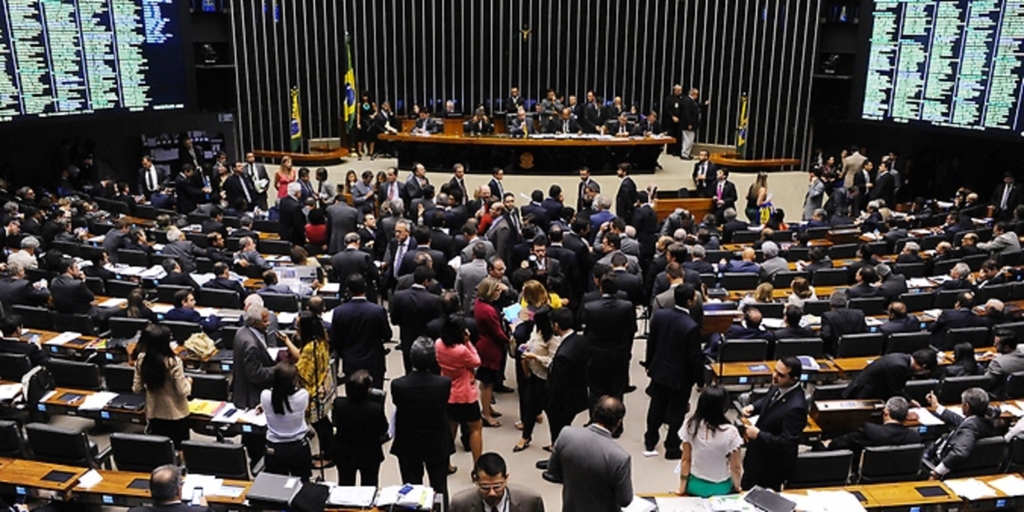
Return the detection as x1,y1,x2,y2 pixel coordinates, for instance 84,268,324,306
760,318,785,329
140,265,167,279
909,407,944,426
1002,403,1024,417
907,278,934,289
79,392,119,411
191,274,215,287
945,478,998,500
988,474,1024,496
706,494,756,511
865,317,884,327
77,469,104,489
653,496,711,512
151,304,173,314
210,405,242,424
922,308,943,319
319,283,340,294
328,486,377,507
783,490,866,511
240,408,267,427
45,332,81,346
621,497,657,512
0,384,23,401
377,485,435,509
183,474,224,497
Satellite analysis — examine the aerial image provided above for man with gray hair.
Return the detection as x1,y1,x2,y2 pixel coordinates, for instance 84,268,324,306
937,261,974,291
829,396,920,454
327,189,360,253
0,260,49,308
161,227,207,274
128,464,213,511
589,194,616,234
7,235,38,270
821,290,867,356
684,244,715,274
233,304,276,467
233,236,270,275
331,231,379,302
278,181,306,246
759,241,787,281
721,206,749,243
925,387,998,479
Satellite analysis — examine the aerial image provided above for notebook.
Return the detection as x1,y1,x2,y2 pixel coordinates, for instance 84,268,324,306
246,473,301,506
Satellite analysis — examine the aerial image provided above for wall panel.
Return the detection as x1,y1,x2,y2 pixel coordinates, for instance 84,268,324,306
231,0,820,160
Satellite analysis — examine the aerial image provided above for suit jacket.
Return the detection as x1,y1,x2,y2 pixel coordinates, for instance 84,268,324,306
449,484,545,512
137,166,167,197
770,326,817,342
462,118,494,135
547,332,590,418
278,195,306,246
931,308,987,349
175,173,205,215
615,177,637,221
991,182,1022,217
845,283,878,299
521,203,550,231
878,275,908,301
390,286,443,350
331,248,379,301
879,315,921,336
549,117,581,134
50,274,94,315
0,277,49,308
830,422,921,453
232,327,275,409
842,353,914,400
722,219,749,243
582,103,606,133
222,173,256,211
203,277,247,299
546,424,632,512
580,295,637,368
331,298,390,382
612,269,644,305
691,160,718,195
454,259,489,315
979,232,1022,256
487,178,505,200
331,396,388,464
382,237,417,289
389,371,452,461
646,307,704,390
821,308,867,356
932,410,998,474
326,202,360,253
0,337,49,367
744,385,808,489
631,118,662,136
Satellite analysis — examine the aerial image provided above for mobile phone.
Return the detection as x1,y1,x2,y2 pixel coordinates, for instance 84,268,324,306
191,487,204,505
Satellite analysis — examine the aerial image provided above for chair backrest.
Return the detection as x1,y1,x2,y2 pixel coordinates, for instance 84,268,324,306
47,359,103,391
771,230,796,243
837,333,885,358
110,433,176,473
829,244,858,260
50,240,81,257
998,251,1024,267
103,364,135,393
750,302,784,319
849,297,887,316
919,236,945,251
885,331,931,354
185,232,210,248
705,250,730,263
934,289,964,310
1005,371,1024,400
198,288,241,309
116,249,151,267
84,277,105,295
109,317,150,339
703,301,739,312
181,440,250,480
785,247,809,263
963,254,989,272
771,271,808,289
718,339,769,363
220,324,240,350
1007,435,1024,473
134,204,157,220
812,384,848,402
945,326,991,349
892,262,926,278
26,423,96,468
904,379,939,406
938,375,993,404
812,268,848,286
977,282,1016,303
933,259,963,278
897,291,934,313
258,292,300,313
0,353,32,382
157,284,193,304
105,279,142,300
947,437,1007,478
806,227,830,240
699,273,717,288
161,320,202,344
802,300,831,316
998,321,1024,342
721,273,759,291
858,444,926,483
53,313,95,336
732,231,758,244
0,420,27,458
254,219,280,233
188,373,230,401
258,239,294,255
786,450,853,488
11,305,53,330
775,338,824,359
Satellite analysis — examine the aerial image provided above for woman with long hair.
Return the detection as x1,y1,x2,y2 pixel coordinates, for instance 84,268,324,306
786,277,817,308
356,94,375,159
945,342,980,377
133,324,191,449
343,170,358,195
674,386,743,497
274,156,295,201
473,277,510,427
282,311,335,469
512,280,562,432
114,288,157,322
435,315,484,465
744,172,770,224
513,306,560,452
261,361,312,479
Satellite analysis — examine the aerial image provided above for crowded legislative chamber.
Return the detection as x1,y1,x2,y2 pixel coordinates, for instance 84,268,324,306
2,0,1024,511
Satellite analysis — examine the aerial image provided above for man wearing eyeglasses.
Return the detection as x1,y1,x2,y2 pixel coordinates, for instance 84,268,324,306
449,452,545,512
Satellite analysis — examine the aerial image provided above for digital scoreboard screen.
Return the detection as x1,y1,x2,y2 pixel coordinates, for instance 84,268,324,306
860,0,1024,136
0,0,188,123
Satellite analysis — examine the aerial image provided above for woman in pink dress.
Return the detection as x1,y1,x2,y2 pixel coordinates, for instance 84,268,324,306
435,314,483,465
274,156,295,201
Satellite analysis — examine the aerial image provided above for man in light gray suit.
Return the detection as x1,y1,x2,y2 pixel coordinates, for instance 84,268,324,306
455,242,490,314
232,305,276,468
450,453,545,512
326,198,360,253
543,396,632,512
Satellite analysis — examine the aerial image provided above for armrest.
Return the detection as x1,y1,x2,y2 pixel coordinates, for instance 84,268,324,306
94,445,113,470
251,455,265,476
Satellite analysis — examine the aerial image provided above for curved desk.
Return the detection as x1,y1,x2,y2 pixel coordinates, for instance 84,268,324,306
378,133,674,174
709,152,802,172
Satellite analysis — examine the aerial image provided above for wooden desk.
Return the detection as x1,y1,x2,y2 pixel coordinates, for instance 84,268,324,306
711,359,840,385
0,459,87,498
945,473,1024,510
708,152,801,172
787,481,961,510
653,198,713,223
74,469,251,508
812,399,883,434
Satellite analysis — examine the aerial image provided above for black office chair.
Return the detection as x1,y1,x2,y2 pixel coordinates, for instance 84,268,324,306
836,333,885,358
998,251,1024,267
1006,435,1024,472
934,290,965,310
116,249,151,267
105,279,142,300
829,244,858,260
732,231,758,244
918,236,944,251
705,250,730,263
185,233,210,249
254,219,280,233
721,273,759,291
858,444,926,483
849,297,887,316
775,338,824,359
48,359,103,391
26,423,112,469
258,240,294,256
53,313,95,336
933,259,963,278
885,331,931,354
157,285,194,304
134,204,157,220
937,375,992,404
198,288,241,309
195,257,214,274
811,384,847,402
11,305,53,331
786,450,853,488
0,420,28,458
700,273,717,289
998,321,1024,341
110,433,177,473
928,437,1006,478
977,282,1015,302
182,440,252,480
771,271,808,289
897,292,934,313
718,339,769,363
944,326,991,349
84,277,105,296
812,268,849,286
258,292,300,313
904,379,939,406
50,240,81,257
802,300,831,316
188,373,230,401
749,302,784,319
220,325,240,350
1004,371,1024,400
703,302,740,312
109,317,150,340
892,262,926,278
962,254,989,272
103,364,136,393
806,227,830,240
0,353,32,382
161,320,202,345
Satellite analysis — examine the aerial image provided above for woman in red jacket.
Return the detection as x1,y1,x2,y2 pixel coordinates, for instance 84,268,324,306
473,277,510,427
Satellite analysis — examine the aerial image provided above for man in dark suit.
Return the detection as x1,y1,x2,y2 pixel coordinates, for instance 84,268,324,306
331,232,379,302
643,284,704,459
487,168,506,200
277,182,306,246
203,262,248,299
821,291,867,356
331,275,390,386
390,338,452,499
740,356,808,490
0,261,49,309
390,266,444,374
462,111,494,136
925,387,999,479
580,273,637,402
691,150,717,196
325,195,360,253
581,91,606,134
200,207,228,238
632,111,662,136
712,169,739,223
137,155,167,199
607,113,634,137
174,164,205,215
545,308,590,447
541,185,565,222
879,301,921,335
549,107,581,134
610,253,643,306
521,190,551,231
127,464,214,512
662,85,685,157
829,396,921,453
930,291,988,349
990,172,1021,221
615,163,637,222
222,162,257,212
447,163,469,206
400,225,451,287
382,220,417,294
232,306,276,467
770,305,817,341
50,259,97,317
450,453,545,512
0,313,49,367
974,259,1007,291
506,87,524,112
576,167,601,212
842,349,937,401
846,266,879,298
680,88,702,159
869,161,896,209
876,263,908,301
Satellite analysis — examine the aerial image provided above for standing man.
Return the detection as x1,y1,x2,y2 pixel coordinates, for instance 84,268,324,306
233,306,276,468
991,172,1021,221
448,164,469,206
643,284,704,459
582,91,605,134
711,169,738,222
326,193,360,253
244,152,270,210
137,155,166,199
615,163,637,222
580,273,637,403
488,167,506,199
680,88,703,160
223,161,257,212
662,85,684,157
544,308,591,449
544,396,632,512
390,266,444,374
277,182,306,246
692,150,717,196
577,167,600,212
740,357,809,490
331,232,379,302
383,219,416,294
380,167,403,211
331,275,390,387
507,87,524,112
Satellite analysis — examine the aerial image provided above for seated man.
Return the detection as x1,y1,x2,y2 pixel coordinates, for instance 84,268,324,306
896,241,923,264
821,290,867,356
769,305,816,342
256,269,297,296
164,289,220,334
845,266,879,298
0,314,49,366
449,452,545,512
878,301,920,335
924,387,998,479
842,348,937,402
159,258,198,290
0,261,50,308
937,262,973,291
233,236,270,276
722,247,761,274
127,464,213,512
50,259,99,318
930,291,987,350
828,396,920,453
706,307,772,359
202,262,248,299
986,330,1024,398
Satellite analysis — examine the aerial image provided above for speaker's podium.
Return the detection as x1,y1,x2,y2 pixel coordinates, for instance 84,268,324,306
653,190,713,222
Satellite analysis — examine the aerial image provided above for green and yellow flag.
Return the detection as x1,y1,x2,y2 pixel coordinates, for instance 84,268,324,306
289,87,302,152
736,93,749,159
342,33,357,132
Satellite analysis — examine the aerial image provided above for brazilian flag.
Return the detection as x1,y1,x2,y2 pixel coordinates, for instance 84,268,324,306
290,87,302,152
343,33,357,132
736,93,749,159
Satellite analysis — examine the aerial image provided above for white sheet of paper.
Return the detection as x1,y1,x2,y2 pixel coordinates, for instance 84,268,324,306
45,331,81,345
77,469,103,489
988,474,1024,496
78,391,119,411
945,478,998,500
910,407,944,426
621,496,657,512
0,384,22,401
653,496,710,512
328,486,377,507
